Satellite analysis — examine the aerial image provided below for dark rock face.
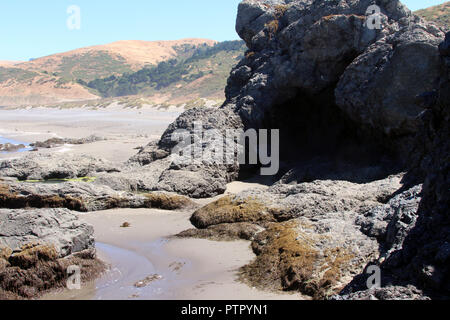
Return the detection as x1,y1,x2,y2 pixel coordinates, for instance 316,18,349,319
128,107,244,198
134,0,444,198
337,32,450,299
229,0,444,158
384,31,450,296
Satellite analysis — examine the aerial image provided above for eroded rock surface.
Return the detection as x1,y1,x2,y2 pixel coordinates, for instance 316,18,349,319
0,180,197,212
124,0,445,198
181,174,401,298
0,208,104,299
0,208,94,256
0,153,120,181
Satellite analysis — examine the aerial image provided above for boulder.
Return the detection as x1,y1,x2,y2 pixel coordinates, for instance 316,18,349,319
0,180,197,212
0,208,94,257
130,107,245,198
0,153,120,181
188,174,402,298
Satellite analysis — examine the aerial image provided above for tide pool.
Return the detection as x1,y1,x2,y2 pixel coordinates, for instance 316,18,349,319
0,136,32,153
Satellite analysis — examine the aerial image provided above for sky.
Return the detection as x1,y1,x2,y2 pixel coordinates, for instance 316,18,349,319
0,0,447,61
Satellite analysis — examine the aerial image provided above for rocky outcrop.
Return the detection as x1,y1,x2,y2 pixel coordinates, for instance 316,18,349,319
0,143,26,152
334,31,450,300
127,0,444,199
128,107,244,198
0,208,94,256
191,175,402,228
0,153,120,181
334,285,429,300
356,185,422,255
168,1,448,300
155,108,244,197
30,135,104,149
0,181,197,212
230,0,444,152
0,208,104,299
176,222,264,241
242,219,378,299
181,174,401,298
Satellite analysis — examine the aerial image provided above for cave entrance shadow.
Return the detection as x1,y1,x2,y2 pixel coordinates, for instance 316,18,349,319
238,87,404,185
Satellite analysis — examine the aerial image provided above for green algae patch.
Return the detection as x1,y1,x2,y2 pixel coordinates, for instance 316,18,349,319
176,222,263,242
0,243,104,300
190,195,278,229
143,193,196,211
23,176,97,184
241,221,355,300
0,183,87,212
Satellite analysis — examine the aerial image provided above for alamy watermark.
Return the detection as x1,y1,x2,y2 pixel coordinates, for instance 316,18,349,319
66,265,81,290
365,4,382,30
366,265,381,289
67,5,81,30
170,122,280,176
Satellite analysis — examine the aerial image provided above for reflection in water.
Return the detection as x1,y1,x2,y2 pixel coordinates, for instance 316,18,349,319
42,241,191,300
0,136,31,153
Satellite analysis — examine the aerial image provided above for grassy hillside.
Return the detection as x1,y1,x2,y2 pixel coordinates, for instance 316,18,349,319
0,67,39,83
84,41,246,101
0,39,222,107
15,39,216,83
415,1,450,30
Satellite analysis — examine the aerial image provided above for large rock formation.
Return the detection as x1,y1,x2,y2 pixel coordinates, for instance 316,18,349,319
146,0,448,299
337,31,450,299
232,0,444,159
131,0,444,197
129,107,244,197
185,174,402,298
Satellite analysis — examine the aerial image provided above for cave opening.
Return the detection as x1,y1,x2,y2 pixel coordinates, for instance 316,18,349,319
239,87,404,184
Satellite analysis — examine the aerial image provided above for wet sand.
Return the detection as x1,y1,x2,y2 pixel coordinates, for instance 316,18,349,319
41,208,302,300
0,106,181,162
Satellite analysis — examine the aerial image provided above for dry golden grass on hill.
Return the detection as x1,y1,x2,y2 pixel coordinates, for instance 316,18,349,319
17,38,217,76
415,1,450,30
0,39,218,107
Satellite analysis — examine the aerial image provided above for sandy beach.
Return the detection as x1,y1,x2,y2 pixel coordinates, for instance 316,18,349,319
0,106,181,161
0,106,302,300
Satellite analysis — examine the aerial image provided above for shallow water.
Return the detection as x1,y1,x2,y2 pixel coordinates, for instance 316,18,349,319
41,209,303,301
0,136,31,153
42,240,183,300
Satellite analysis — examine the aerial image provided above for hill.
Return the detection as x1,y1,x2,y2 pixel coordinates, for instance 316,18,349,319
16,39,217,82
85,40,246,102
415,1,450,30
0,39,245,107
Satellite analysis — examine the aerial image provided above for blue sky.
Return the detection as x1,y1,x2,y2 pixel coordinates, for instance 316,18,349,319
0,0,447,61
